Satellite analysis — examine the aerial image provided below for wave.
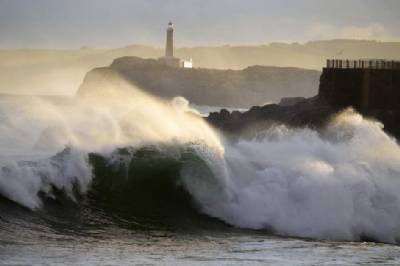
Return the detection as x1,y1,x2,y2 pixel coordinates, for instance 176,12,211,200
87,144,217,221
1,78,400,243
190,109,400,243
0,147,91,209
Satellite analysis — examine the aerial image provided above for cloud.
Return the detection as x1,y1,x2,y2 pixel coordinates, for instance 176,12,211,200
306,23,400,41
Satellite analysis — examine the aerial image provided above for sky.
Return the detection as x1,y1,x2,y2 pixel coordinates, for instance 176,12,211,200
1,0,400,49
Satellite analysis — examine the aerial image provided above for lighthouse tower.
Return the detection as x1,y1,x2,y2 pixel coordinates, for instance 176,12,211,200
165,21,174,57
158,21,193,68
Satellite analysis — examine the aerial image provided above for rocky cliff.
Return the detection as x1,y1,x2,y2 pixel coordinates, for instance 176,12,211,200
207,94,400,139
207,97,336,137
208,64,400,138
77,56,320,108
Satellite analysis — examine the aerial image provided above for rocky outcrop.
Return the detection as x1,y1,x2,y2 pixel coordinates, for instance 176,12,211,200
207,96,338,137
207,95,400,139
208,66,400,139
77,56,320,108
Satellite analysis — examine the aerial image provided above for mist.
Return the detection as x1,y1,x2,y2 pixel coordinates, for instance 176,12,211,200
2,40,400,97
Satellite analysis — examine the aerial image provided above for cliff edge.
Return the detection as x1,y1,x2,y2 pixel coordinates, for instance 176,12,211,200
77,56,320,108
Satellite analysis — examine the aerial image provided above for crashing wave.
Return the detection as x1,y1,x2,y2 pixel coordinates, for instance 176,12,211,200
1,78,400,243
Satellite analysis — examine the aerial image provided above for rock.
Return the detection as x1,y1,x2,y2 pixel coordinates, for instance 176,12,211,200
207,96,339,138
278,97,306,106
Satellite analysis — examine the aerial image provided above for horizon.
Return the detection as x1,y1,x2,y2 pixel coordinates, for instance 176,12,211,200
1,0,400,49
0,38,399,51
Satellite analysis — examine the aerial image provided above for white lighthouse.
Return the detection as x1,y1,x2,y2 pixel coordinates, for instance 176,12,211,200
158,22,193,68
165,21,174,57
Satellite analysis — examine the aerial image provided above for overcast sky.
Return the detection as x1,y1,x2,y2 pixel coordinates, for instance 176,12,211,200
1,0,400,49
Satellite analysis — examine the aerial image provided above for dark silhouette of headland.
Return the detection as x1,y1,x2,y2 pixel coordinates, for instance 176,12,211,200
208,59,400,138
77,57,319,108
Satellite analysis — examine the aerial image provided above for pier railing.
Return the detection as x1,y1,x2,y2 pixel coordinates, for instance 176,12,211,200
326,59,400,69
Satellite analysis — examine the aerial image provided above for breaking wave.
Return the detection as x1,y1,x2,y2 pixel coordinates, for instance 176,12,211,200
1,78,400,244
192,110,400,243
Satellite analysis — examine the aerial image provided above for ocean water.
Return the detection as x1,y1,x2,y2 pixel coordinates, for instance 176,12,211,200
1,82,400,265
2,214,399,266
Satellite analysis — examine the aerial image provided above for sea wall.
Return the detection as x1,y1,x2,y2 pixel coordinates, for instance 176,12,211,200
319,68,400,110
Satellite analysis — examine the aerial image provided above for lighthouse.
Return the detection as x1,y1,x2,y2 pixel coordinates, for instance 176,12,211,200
158,21,193,68
166,21,174,57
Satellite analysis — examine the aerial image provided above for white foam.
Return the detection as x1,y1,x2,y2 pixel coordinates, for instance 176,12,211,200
1,80,400,243
0,77,223,209
183,109,400,243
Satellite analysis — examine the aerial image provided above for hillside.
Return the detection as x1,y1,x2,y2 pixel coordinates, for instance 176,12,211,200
77,57,320,108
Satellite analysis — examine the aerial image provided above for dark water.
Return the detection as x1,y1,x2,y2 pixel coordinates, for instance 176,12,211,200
1,204,399,265
1,198,400,266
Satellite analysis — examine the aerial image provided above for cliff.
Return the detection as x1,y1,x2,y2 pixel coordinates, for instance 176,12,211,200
208,62,400,139
77,56,320,108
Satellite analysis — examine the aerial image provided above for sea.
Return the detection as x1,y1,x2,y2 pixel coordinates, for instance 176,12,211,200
0,85,400,265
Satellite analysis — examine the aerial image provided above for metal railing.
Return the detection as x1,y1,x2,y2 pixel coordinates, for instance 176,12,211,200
326,59,400,69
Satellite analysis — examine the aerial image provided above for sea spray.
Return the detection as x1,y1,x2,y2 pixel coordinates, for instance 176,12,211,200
1,79,400,243
0,77,223,209
0,147,91,209
183,109,400,243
